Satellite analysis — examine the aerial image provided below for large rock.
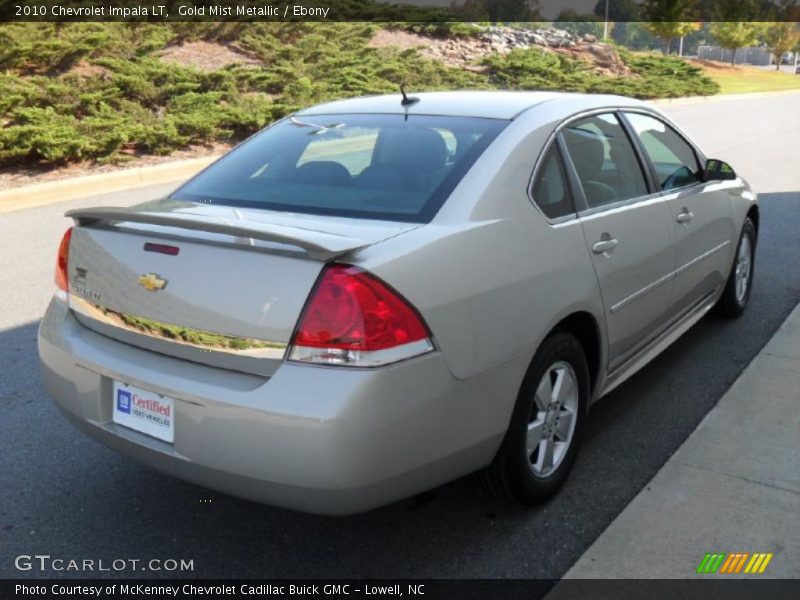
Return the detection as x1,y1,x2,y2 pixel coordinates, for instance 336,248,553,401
584,43,626,72
479,25,589,49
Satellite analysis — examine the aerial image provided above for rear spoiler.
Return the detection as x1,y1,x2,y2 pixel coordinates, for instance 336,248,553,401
66,207,369,261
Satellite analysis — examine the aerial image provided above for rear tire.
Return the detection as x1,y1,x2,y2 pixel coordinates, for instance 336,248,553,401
482,332,589,505
716,218,756,318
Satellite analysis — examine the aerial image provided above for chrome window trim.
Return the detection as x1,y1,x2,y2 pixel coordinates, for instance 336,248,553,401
548,213,580,227
529,105,712,222
553,108,655,217
658,178,727,198
576,190,665,220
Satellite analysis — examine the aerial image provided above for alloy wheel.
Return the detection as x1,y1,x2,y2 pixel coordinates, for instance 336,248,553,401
735,234,752,303
527,361,579,478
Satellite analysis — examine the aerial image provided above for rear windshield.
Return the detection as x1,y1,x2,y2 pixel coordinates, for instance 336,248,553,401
171,114,507,223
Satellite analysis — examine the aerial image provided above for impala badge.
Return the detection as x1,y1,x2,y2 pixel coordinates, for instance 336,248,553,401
138,273,167,292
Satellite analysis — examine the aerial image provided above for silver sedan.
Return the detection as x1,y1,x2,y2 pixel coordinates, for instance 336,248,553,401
39,91,758,514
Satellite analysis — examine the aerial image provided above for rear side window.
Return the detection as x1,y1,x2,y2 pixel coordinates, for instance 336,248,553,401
624,112,702,191
172,114,506,223
561,113,648,209
531,145,574,219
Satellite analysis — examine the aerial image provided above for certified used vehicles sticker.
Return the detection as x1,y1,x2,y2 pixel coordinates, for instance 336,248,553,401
112,382,175,443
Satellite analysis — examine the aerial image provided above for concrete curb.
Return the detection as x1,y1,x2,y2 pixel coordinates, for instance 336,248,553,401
650,88,800,106
0,155,219,215
546,302,800,584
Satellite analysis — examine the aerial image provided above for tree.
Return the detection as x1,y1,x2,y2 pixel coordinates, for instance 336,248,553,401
644,21,701,54
711,0,766,21
456,0,490,20
452,0,540,21
619,22,660,50
553,9,604,38
679,21,712,56
592,0,641,44
707,0,766,66
593,0,641,21
764,22,800,70
709,22,762,66
481,0,541,22
641,0,699,54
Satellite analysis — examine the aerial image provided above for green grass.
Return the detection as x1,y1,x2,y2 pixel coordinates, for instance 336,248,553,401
695,62,800,94
0,23,720,168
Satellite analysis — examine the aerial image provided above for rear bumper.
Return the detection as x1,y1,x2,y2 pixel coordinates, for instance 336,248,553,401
39,298,519,514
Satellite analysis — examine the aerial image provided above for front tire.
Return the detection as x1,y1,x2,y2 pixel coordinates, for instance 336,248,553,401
482,332,589,505
716,218,756,318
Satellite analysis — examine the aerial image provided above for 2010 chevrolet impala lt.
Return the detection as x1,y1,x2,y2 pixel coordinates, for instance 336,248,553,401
39,91,758,514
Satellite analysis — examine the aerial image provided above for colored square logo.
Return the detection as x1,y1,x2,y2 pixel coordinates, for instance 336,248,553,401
117,389,131,414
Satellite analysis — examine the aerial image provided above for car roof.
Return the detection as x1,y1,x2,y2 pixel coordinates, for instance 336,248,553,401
296,90,647,121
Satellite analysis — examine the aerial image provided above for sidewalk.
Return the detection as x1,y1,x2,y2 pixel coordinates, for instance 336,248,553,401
551,303,800,582
0,155,217,215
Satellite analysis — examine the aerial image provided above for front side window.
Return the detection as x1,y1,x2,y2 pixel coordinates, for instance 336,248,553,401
172,114,506,223
624,112,702,191
561,113,648,209
531,145,574,219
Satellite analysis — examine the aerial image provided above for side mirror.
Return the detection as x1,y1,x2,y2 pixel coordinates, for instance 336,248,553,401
703,159,737,182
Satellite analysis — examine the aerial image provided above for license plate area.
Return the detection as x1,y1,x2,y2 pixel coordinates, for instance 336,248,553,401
112,381,175,443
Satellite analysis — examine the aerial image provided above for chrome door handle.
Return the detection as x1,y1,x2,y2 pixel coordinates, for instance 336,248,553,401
676,209,694,224
592,238,619,254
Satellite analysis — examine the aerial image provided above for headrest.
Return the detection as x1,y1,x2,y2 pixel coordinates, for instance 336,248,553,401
291,161,352,186
379,128,448,173
563,128,605,176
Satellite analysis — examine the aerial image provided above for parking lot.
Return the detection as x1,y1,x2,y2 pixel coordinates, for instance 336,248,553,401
1,93,798,580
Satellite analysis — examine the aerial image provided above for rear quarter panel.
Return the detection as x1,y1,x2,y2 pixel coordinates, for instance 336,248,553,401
351,101,612,387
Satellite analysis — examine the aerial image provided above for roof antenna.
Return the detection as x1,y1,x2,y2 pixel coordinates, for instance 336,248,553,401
400,85,419,107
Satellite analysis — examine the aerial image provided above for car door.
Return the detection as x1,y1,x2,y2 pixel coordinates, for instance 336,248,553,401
623,111,736,318
560,112,676,372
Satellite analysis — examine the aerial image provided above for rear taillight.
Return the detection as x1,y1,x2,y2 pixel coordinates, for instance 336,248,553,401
289,264,433,367
55,227,73,296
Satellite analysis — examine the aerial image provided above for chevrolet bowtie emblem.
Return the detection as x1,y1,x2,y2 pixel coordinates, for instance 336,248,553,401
138,273,167,292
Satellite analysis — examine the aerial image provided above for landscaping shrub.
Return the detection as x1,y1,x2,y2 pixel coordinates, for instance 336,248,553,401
483,46,719,99
0,23,719,168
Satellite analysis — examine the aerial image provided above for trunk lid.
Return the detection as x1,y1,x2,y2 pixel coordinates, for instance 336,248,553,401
65,199,419,377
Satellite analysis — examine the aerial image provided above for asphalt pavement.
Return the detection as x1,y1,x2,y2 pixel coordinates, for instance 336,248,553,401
0,93,798,580
555,307,800,582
